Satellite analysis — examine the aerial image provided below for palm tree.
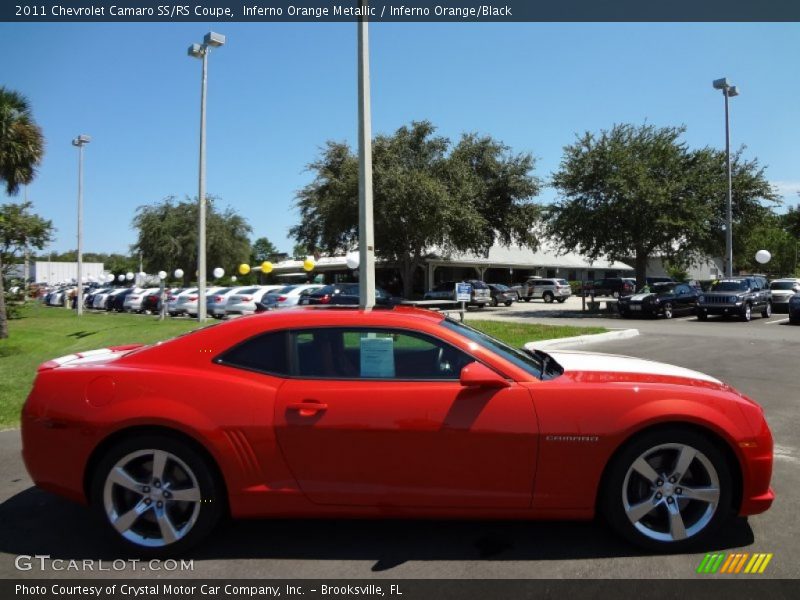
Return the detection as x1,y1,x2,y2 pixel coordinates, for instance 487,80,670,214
0,87,44,195
0,87,45,338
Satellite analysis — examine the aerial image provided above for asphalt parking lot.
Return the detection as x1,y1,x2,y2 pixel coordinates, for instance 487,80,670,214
0,304,797,580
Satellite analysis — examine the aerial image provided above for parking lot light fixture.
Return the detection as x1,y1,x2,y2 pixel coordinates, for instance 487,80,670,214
712,77,739,277
71,134,90,316
188,31,225,322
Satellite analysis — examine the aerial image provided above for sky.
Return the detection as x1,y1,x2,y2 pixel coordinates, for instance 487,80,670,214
1,21,798,257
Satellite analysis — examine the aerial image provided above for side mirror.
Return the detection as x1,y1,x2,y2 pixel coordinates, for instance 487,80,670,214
460,361,510,389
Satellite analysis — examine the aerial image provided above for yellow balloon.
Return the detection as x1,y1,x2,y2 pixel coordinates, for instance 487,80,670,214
303,257,315,272
238,263,251,275
261,261,273,274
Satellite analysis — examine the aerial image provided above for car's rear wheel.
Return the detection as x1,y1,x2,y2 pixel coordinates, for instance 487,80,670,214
602,428,732,552
761,302,771,319
504,300,513,306
91,434,222,556
557,297,567,303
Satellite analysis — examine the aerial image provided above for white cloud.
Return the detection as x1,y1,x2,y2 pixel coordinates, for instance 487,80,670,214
771,181,800,199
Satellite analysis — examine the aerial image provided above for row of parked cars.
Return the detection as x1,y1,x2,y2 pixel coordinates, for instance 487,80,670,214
618,276,800,323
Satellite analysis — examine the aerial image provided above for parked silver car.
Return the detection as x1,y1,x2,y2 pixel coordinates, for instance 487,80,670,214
263,284,324,308
168,288,198,316
123,287,160,313
224,285,283,316
769,278,800,313
186,286,226,317
206,286,260,318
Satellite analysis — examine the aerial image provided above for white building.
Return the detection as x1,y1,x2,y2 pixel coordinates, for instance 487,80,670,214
32,261,106,285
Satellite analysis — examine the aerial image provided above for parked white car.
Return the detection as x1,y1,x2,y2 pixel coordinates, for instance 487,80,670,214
207,286,259,318
186,287,226,317
769,278,800,312
263,284,325,308
224,285,283,316
168,288,198,316
123,288,160,313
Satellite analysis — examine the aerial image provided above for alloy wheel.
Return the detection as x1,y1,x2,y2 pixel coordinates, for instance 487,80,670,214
103,449,202,548
621,443,720,543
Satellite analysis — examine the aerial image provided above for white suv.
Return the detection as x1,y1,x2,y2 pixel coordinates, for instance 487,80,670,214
517,278,572,303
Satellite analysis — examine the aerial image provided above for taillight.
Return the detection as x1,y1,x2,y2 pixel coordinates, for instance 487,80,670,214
277,295,287,302
319,295,331,304
213,295,224,302
188,295,198,301
241,296,253,302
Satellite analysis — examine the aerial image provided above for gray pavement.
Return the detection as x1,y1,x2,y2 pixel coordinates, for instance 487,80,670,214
1,311,798,579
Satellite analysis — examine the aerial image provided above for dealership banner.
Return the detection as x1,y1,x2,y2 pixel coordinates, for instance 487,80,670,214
3,0,800,22
4,579,799,600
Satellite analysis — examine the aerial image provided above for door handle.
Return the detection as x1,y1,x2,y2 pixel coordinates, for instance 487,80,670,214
287,402,328,415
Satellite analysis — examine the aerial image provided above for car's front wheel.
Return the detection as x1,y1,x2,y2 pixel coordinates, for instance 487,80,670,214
741,303,752,322
663,303,673,319
602,428,732,552
761,302,772,319
91,434,223,556
543,292,554,303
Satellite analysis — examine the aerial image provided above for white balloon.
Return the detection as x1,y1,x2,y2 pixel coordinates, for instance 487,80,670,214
755,249,771,264
106,274,115,283
345,251,360,270
174,268,184,279
117,274,125,282
230,276,237,282
158,271,167,280
213,267,225,278
125,272,134,281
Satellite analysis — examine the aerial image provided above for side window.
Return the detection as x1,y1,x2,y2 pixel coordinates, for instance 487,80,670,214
292,328,473,380
675,285,688,295
216,331,289,375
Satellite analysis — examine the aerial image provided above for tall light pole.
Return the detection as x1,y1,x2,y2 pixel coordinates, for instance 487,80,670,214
72,134,91,316
358,1,376,309
712,77,739,277
188,31,225,321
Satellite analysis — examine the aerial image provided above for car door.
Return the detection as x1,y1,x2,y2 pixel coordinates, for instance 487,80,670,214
274,327,538,509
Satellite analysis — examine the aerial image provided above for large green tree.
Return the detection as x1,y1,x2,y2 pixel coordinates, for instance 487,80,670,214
0,87,44,196
131,196,252,285
0,201,53,338
546,123,778,287
291,121,541,297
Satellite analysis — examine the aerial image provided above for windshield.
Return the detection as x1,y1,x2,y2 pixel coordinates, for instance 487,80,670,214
441,318,562,380
771,281,798,291
652,283,676,293
711,280,748,292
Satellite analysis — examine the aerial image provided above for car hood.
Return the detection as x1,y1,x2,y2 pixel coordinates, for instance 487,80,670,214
623,292,656,302
546,349,724,388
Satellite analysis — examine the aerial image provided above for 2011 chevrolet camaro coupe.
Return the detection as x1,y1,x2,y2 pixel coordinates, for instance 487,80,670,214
21,307,774,555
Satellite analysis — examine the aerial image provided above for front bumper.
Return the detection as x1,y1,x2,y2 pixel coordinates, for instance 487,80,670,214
697,304,743,316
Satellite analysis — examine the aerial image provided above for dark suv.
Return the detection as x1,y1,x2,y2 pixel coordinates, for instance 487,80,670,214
588,278,635,298
423,280,492,307
696,276,772,322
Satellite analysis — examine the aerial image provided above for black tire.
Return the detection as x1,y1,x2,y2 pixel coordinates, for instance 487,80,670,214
741,303,752,322
491,297,499,307
601,427,733,552
90,434,223,557
697,312,707,321
790,316,799,325
663,303,674,319
504,301,513,307
523,297,530,302
556,297,567,303
543,292,554,303
761,302,771,319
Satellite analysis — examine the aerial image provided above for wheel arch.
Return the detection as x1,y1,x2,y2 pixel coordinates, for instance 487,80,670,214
594,421,743,516
83,425,230,515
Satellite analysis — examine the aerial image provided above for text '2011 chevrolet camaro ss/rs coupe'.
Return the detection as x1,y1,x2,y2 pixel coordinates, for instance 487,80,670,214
21,307,773,555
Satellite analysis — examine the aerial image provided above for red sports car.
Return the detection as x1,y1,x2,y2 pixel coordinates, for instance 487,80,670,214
21,307,773,555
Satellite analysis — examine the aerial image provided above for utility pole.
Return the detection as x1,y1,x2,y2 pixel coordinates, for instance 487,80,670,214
357,0,376,309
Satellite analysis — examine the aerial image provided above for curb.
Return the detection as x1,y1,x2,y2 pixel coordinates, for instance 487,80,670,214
524,328,639,351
